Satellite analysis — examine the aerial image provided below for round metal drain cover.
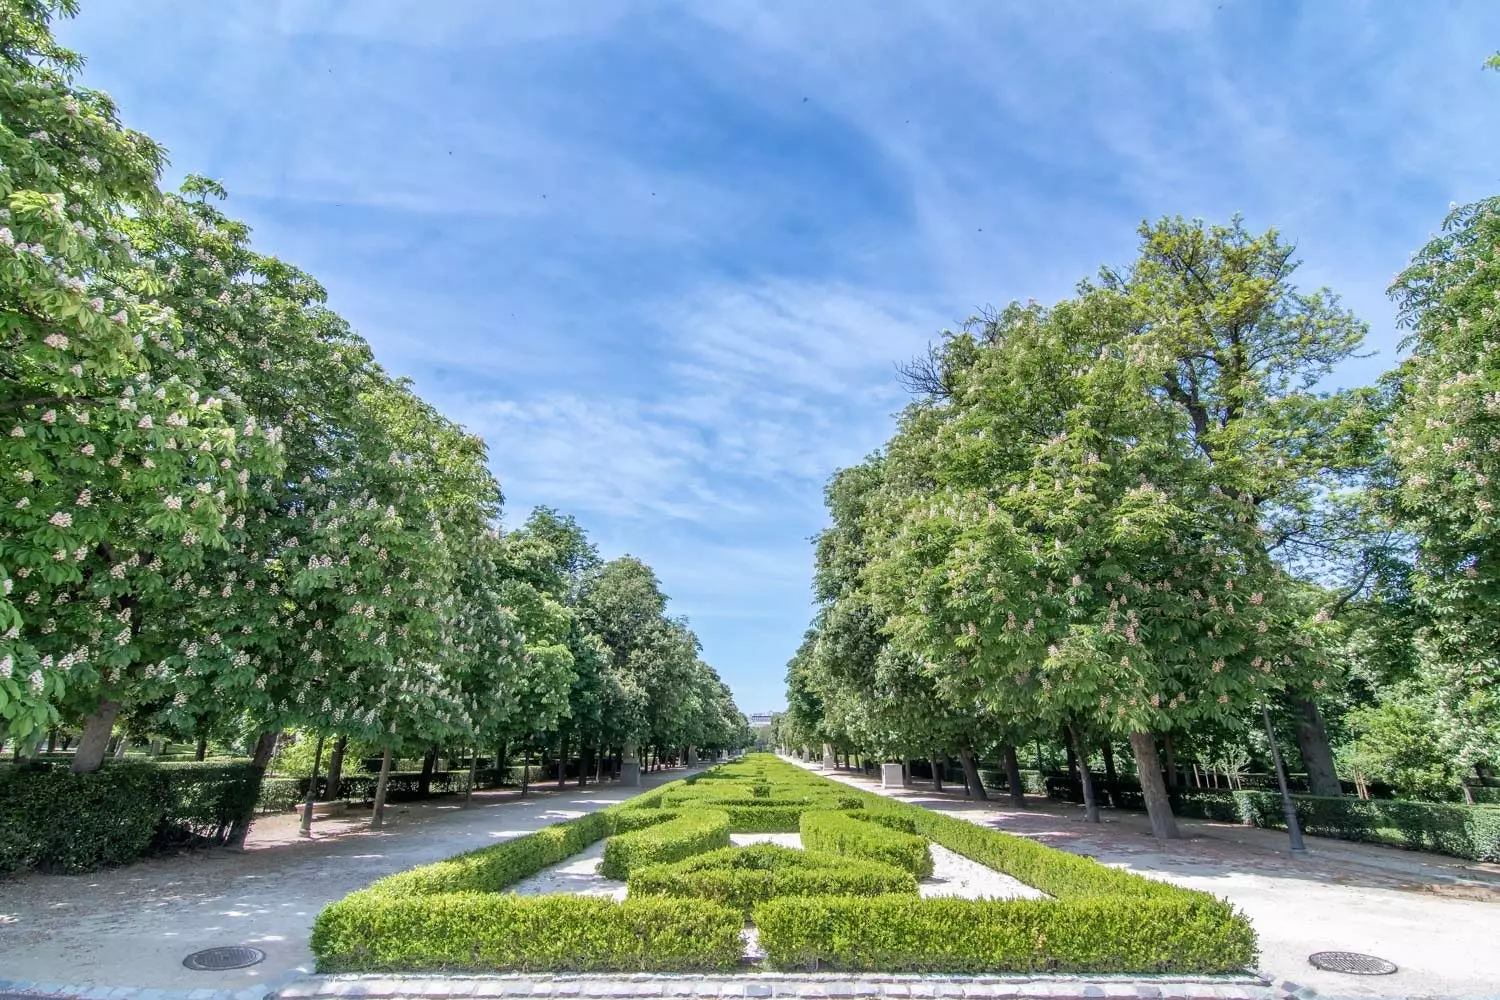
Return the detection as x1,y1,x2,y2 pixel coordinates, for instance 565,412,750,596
1308,951,1397,975
182,945,266,971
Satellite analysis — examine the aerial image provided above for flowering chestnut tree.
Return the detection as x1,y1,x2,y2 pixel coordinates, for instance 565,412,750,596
0,24,283,763
864,294,1326,837
1388,197,1500,770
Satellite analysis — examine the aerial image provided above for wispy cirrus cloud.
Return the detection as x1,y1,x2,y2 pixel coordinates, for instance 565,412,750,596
59,0,1500,709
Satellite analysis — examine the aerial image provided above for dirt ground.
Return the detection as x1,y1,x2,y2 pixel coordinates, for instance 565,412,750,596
0,769,694,992
797,759,1500,1000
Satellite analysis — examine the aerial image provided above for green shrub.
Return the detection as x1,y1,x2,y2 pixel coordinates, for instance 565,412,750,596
978,768,1048,796
599,809,730,879
629,843,917,914
1169,788,1500,862
800,809,933,877
892,807,1183,900
313,892,743,973
374,808,690,896
0,760,262,874
753,895,1257,974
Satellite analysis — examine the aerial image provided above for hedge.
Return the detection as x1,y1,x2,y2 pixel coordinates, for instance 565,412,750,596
800,809,933,877
978,769,1049,796
880,805,1181,901
0,760,261,873
753,894,1257,974
372,809,676,896
599,809,730,879
312,893,743,973
1173,789,1500,862
628,843,917,914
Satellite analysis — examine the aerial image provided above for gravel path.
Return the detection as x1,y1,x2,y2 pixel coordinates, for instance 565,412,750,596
508,839,626,899
921,842,1048,900
0,768,699,992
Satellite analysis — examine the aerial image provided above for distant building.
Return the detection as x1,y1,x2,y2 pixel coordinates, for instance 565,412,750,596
747,711,776,728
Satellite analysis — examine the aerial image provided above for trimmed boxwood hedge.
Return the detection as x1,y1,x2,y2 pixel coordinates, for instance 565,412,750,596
753,894,1257,974
1173,788,1500,862
598,808,731,879
0,759,261,873
629,843,918,914
312,893,743,973
800,808,933,877
372,808,674,896
313,754,1261,975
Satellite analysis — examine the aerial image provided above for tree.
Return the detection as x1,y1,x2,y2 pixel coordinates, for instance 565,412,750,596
862,278,1333,837
1098,216,1378,797
1386,197,1500,778
0,37,286,765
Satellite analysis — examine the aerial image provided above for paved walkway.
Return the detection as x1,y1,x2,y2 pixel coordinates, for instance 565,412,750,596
791,759,1500,1000
0,768,697,997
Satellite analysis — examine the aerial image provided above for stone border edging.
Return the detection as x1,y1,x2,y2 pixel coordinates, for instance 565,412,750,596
265,972,1293,1000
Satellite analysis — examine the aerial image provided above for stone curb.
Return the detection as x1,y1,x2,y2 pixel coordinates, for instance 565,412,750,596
0,974,301,1000
10,974,1498,1000
260,973,1292,1000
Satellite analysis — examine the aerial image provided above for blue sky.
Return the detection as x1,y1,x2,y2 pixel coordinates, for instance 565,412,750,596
58,1,1500,714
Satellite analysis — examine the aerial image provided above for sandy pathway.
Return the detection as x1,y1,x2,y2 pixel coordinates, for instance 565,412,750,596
0,769,696,992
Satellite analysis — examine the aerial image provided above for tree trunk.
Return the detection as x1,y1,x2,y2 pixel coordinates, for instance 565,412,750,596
46,728,57,754
578,745,590,787
300,732,325,837
1162,732,1179,789
1130,731,1179,839
1102,741,1117,782
252,730,279,767
369,746,394,830
1063,725,1078,774
418,745,437,797
521,746,531,796
930,753,944,793
958,744,987,800
1291,696,1342,797
465,747,479,807
195,735,208,761
1002,744,1026,807
557,733,570,788
595,747,604,782
902,756,913,787
113,735,129,758
227,730,280,849
1069,724,1099,823
71,698,122,773
326,736,349,801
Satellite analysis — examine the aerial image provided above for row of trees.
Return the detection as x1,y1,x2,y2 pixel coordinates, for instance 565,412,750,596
780,195,1500,834
0,1,748,816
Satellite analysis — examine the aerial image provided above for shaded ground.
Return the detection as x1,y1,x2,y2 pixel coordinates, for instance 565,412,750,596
0,768,696,992
794,758,1500,1000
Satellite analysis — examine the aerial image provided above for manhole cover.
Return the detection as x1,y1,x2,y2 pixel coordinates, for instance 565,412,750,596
182,945,266,971
1308,951,1398,975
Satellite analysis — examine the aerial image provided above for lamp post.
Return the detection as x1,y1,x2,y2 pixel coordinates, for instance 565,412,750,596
1260,704,1306,855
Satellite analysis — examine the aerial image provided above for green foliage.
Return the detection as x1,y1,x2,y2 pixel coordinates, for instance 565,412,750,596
1387,196,1500,775
752,895,1257,974
1174,789,1500,862
312,893,743,974
598,808,730,879
799,809,933,877
0,759,260,872
1339,694,1468,801
628,843,917,915
373,809,672,896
